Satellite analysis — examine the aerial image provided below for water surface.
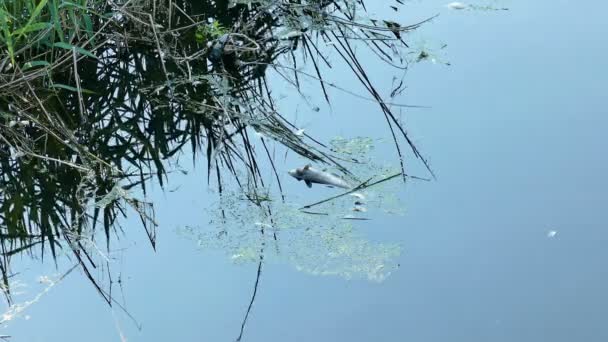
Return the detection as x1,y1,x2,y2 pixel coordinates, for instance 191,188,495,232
4,1,608,341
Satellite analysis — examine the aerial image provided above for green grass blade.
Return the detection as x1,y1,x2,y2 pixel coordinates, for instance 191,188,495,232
0,8,15,64
82,13,94,43
59,1,89,11
16,0,49,40
49,0,64,43
12,22,52,36
68,8,79,40
53,41,97,59
28,0,49,24
22,60,51,70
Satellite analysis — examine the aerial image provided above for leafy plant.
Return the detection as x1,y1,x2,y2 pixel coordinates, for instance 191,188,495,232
195,20,228,43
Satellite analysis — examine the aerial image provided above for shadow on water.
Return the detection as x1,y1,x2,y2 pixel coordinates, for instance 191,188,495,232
0,0,440,337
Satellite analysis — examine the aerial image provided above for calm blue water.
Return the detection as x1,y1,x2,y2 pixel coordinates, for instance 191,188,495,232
3,1,608,341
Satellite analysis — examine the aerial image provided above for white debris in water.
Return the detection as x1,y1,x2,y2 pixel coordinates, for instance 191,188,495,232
349,192,366,200
7,120,30,128
447,2,467,10
547,230,558,238
294,128,305,137
279,30,303,40
37,276,53,285
353,206,367,213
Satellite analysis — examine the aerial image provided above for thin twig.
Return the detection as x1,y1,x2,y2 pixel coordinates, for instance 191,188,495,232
236,251,264,341
300,173,401,210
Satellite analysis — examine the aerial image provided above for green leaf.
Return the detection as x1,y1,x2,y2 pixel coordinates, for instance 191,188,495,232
22,60,51,70
12,22,52,36
58,1,89,10
53,42,97,59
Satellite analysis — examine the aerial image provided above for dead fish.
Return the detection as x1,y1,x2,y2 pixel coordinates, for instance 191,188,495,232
288,164,351,189
208,34,230,63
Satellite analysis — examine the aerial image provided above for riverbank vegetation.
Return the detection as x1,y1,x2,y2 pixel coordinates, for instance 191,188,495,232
0,0,435,305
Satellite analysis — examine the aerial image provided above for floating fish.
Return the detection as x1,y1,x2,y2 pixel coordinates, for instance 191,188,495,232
288,164,351,189
208,34,231,63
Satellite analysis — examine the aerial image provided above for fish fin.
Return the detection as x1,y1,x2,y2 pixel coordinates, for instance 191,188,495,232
304,164,311,170
305,180,312,188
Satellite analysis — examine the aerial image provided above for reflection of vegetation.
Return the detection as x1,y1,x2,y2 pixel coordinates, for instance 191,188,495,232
180,137,407,282
181,188,403,282
0,264,78,325
407,37,450,65
330,136,375,162
184,216,402,281
1,0,436,307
